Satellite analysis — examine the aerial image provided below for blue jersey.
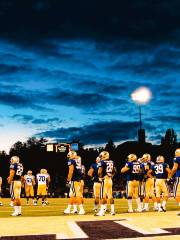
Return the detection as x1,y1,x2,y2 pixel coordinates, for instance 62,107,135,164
125,161,142,181
98,160,114,178
173,157,180,177
152,163,169,179
10,163,23,181
90,163,99,182
143,161,155,179
68,158,82,181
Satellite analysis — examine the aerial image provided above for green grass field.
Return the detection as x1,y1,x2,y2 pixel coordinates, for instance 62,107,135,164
0,197,179,218
1,198,180,239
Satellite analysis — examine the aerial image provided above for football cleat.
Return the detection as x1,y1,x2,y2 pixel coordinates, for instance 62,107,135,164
71,210,78,214
11,212,21,217
95,210,105,216
64,208,71,214
160,206,166,212
128,209,134,213
78,209,85,215
135,208,142,213
111,211,116,215
153,207,159,211
142,207,149,212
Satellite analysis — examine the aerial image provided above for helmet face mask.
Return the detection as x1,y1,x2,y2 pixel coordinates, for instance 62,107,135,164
127,154,137,162
67,151,77,159
175,148,180,157
27,170,32,175
40,169,47,174
156,155,164,163
10,156,20,164
99,151,109,160
142,153,151,162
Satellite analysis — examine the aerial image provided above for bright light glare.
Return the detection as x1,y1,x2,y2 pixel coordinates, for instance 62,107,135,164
131,87,152,105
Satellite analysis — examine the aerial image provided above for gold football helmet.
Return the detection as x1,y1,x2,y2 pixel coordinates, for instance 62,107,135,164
156,155,164,163
175,148,180,157
127,154,137,162
27,170,32,175
40,169,47,174
67,151,77,159
10,156,20,164
99,151,109,160
142,153,151,162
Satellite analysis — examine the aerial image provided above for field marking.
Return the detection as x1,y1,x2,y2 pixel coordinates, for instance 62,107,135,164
115,220,170,235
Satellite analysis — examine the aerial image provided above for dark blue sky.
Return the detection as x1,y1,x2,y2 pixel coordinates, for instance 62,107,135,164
0,0,179,151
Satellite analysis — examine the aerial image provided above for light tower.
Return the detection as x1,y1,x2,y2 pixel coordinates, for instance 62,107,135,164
131,87,152,144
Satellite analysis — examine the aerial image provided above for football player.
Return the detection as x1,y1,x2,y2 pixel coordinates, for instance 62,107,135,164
8,156,23,216
147,155,171,212
141,153,158,211
0,176,3,206
121,154,142,213
64,151,85,215
36,169,50,205
70,156,85,214
24,170,36,205
170,148,180,215
88,157,101,212
137,157,145,209
96,151,116,216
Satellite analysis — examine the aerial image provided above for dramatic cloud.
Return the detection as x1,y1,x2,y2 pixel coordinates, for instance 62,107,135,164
0,1,179,151
36,120,155,144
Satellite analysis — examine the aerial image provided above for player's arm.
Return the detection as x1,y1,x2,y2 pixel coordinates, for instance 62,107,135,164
166,167,172,179
32,176,36,186
88,167,94,178
170,162,178,178
121,165,129,173
67,164,74,182
112,166,117,177
144,164,150,171
8,169,15,184
0,177,2,186
98,166,103,178
147,169,153,178
47,175,51,184
21,176,25,188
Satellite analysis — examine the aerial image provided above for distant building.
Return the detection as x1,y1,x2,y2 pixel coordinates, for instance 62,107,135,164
138,129,145,144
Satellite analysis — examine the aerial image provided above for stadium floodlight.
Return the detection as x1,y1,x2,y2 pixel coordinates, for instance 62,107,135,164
131,87,152,105
131,87,152,129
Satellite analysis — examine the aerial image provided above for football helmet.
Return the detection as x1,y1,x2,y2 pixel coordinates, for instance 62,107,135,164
67,151,77,159
40,169,47,174
127,154,137,162
27,170,32,175
175,148,180,157
142,153,151,162
99,151,109,160
10,156,20,164
156,155,164,163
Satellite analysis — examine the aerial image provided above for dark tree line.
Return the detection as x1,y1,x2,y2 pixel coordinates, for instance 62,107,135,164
0,129,179,196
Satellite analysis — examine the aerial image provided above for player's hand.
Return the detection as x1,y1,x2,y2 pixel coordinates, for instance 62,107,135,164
66,181,71,188
7,177,11,184
166,178,171,184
